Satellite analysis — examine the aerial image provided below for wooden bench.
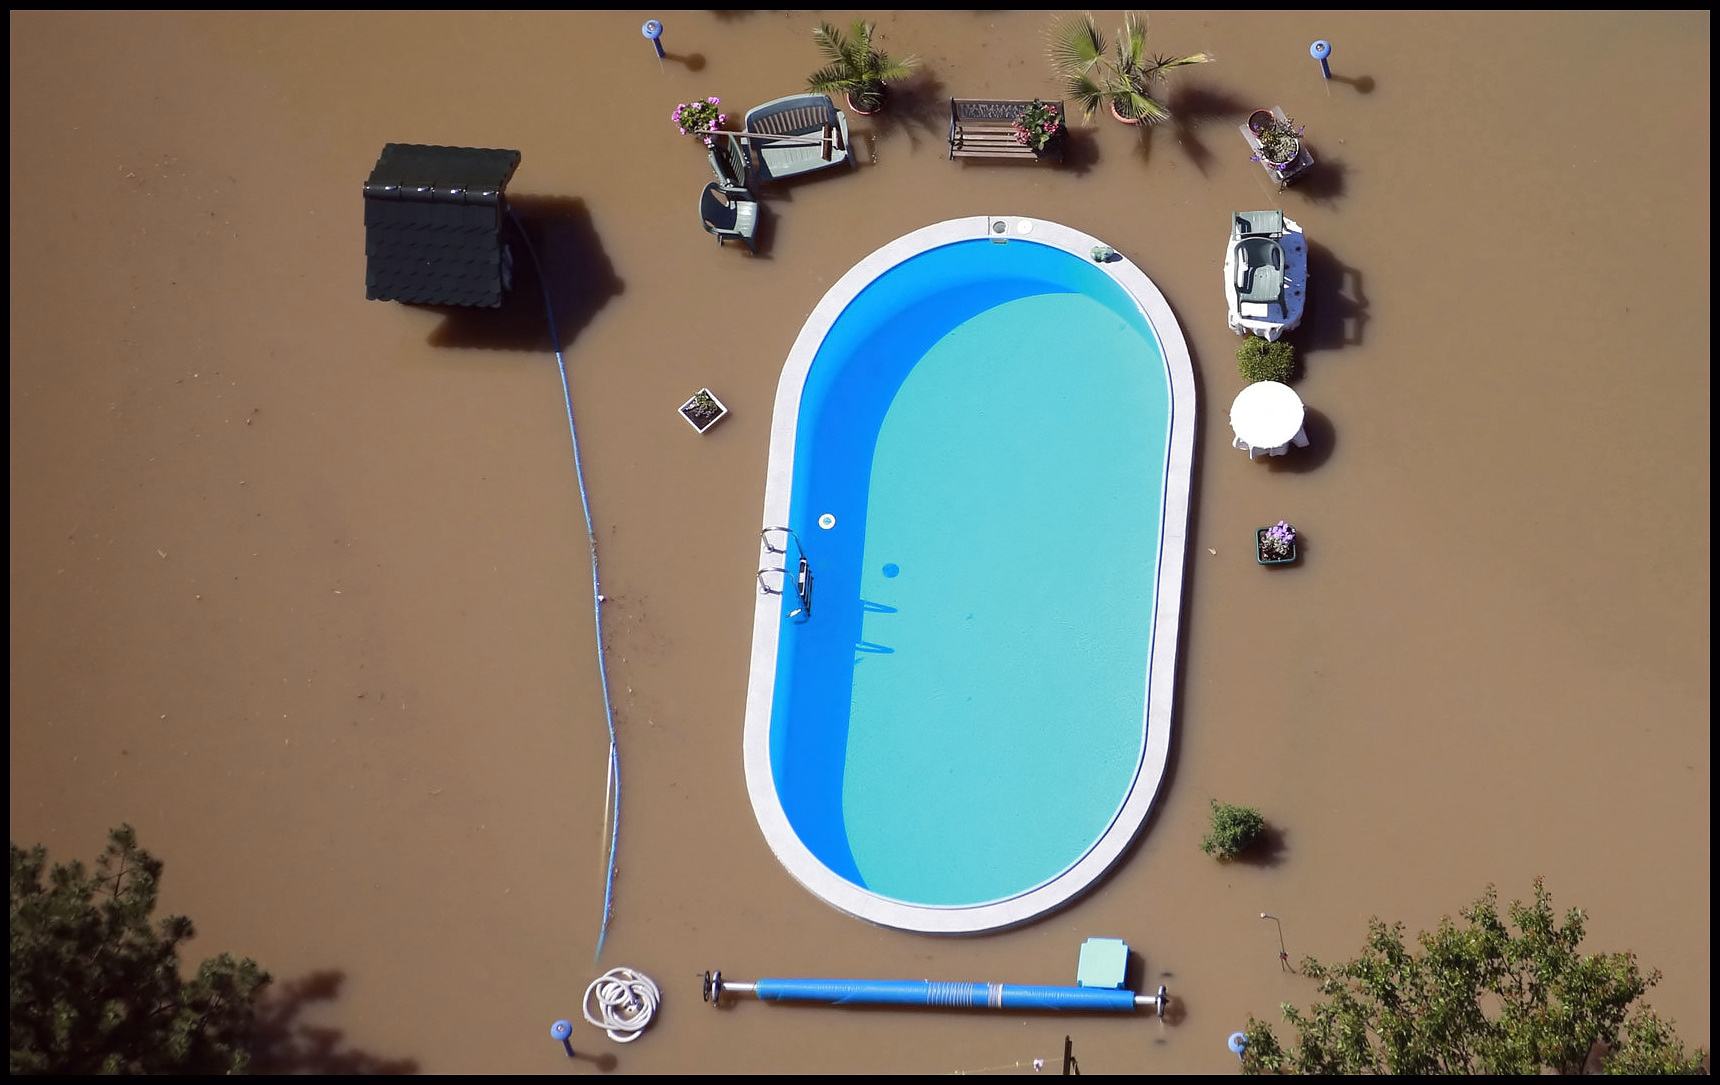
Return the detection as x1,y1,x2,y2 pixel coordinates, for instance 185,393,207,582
948,99,1065,162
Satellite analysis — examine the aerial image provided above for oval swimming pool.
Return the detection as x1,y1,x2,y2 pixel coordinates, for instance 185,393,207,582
744,218,1194,932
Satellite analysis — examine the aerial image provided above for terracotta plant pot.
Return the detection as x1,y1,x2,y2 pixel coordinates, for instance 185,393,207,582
845,87,884,116
1108,100,1141,126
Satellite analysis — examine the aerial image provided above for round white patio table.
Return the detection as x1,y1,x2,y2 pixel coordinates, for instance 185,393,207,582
1229,380,1309,459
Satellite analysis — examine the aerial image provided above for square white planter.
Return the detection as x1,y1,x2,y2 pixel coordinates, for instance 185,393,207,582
679,387,729,434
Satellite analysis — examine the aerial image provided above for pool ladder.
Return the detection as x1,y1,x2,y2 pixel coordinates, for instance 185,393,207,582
759,527,813,621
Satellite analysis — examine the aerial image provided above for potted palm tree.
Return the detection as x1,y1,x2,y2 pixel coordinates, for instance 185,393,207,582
1048,11,1213,128
806,19,919,116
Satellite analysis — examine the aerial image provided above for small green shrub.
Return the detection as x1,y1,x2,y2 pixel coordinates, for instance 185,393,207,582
1201,800,1266,860
1237,335,1295,383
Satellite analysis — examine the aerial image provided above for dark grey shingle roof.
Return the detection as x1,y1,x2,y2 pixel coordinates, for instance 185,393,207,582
363,144,522,307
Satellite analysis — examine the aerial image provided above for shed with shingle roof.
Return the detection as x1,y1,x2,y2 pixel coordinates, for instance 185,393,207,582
363,143,521,307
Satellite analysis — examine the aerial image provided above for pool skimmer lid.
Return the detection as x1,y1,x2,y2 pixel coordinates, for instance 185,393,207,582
818,513,836,530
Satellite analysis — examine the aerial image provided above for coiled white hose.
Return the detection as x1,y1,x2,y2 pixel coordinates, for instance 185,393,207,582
582,967,660,1043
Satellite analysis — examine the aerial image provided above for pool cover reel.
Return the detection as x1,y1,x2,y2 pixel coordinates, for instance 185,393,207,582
701,970,1168,1015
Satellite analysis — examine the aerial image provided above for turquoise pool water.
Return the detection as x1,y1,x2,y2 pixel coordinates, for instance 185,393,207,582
769,238,1172,908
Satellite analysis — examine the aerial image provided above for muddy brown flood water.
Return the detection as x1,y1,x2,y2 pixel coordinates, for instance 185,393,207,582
9,9,1710,1075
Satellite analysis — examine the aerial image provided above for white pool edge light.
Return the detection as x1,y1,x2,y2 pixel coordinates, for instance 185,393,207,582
742,216,1196,933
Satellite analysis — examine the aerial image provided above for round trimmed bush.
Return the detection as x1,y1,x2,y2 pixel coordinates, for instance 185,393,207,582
1237,335,1295,383
1201,800,1266,860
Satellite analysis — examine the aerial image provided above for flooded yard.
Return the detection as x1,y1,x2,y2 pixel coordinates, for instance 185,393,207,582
9,9,1709,1074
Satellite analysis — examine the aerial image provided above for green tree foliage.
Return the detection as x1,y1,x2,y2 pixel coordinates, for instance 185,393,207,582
1240,879,1709,1075
1604,1010,1711,1076
1201,800,1266,860
1237,335,1295,383
10,825,271,1075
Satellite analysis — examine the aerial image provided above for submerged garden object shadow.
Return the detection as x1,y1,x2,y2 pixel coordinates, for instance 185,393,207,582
1060,125,1102,174
1167,82,1251,176
1265,408,1334,473
1330,72,1375,94
1232,823,1289,868
1300,243,1368,353
423,195,623,352
252,970,420,1074
1289,153,1347,205
862,69,948,153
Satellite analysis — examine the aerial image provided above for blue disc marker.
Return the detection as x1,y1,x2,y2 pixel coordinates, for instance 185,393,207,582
642,19,666,59
1309,39,1331,79
551,1018,575,1057
882,563,900,578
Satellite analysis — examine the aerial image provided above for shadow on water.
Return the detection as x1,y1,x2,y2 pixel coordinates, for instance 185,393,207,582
1124,949,1184,1029
746,153,859,206
252,970,420,1074
565,1048,621,1073
862,70,949,155
1266,408,1334,473
1128,120,1157,169
1059,127,1101,175
420,195,623,353
746,202,777,259
1330,73,1375,94
1232,823,1290,868
1300,241,1368,353
1290,153,1347,205
1167,83,1252,176
1159,997,1189,1028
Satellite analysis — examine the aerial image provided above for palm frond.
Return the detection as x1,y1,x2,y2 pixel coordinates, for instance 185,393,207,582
1117,11,1149,71
1047,13,1106,77
806,63,857,94
1142,51,1215,81
1061,70,1107,122
1127,89,1172,125
871,52,919,84
843,20,872,79
812,22,848,67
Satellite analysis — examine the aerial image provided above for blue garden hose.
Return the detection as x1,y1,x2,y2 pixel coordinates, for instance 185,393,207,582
509,207,622,961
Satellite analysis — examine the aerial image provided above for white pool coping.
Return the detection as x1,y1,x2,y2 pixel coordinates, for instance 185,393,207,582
742,216,1196,933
